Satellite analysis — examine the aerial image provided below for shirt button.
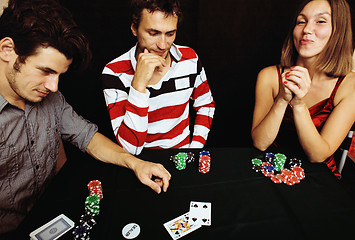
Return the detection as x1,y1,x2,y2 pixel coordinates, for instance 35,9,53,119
31,140,34,145
36,165,39,169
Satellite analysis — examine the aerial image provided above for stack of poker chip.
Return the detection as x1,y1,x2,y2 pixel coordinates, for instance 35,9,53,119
72,225,91,240
251,153,305,186
72,180,103,239
87,180,103,200
85,194,100,216
170,152,195,170
199,150,211,174
251,158,263,172
274,153,286,171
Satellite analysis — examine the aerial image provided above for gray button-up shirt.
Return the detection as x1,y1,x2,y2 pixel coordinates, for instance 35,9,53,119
0,91,98,233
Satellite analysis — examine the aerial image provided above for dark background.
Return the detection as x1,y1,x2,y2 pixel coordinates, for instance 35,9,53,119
58,0,355,149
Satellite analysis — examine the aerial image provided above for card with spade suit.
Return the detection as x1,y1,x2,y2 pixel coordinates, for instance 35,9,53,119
188,201,212,226
163,212,201,239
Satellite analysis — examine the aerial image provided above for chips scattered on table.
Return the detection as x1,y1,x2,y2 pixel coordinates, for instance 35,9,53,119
251,153,305,186
72,180,103,239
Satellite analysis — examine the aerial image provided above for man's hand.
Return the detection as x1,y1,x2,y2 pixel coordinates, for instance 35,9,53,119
131,49,167,93
132,159,171,194
86,133,171,194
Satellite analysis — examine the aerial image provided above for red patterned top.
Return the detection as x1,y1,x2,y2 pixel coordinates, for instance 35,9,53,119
274,65,345,178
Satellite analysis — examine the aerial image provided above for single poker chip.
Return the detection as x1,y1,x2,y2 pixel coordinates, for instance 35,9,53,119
252,164,263,172
289,158,302,168
87,180,101,190
265,152,275,162
271,174,283,183
251,158,262,166
284,175,300,186
292,166,305,180
281,168,293,176
264,164,275,173
199,150,210,157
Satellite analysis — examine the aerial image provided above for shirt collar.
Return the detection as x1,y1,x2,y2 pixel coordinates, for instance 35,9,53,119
0,93,9,113
130,43,182,70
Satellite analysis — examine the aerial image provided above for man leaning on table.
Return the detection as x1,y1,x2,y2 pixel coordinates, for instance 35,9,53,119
0,0,171,234
102,0,215,155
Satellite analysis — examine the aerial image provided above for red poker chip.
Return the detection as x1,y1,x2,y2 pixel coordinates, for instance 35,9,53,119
88,180,103,199
88,180,102,189
271,174,283,183
199,155,211,173
281,169,293,176
292,166,305,180
284,175,300,185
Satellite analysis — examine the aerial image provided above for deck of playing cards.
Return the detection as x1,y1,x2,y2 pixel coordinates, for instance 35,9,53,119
163,201,211,239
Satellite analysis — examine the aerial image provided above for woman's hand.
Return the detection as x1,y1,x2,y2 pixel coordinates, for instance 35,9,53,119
283,66,311,108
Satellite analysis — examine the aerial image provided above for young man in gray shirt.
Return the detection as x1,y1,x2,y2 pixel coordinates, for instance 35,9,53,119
0,0,171,234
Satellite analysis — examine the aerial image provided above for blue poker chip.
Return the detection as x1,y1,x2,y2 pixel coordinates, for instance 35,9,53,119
264,164,275,173
199,150,210,157
265,152,275,162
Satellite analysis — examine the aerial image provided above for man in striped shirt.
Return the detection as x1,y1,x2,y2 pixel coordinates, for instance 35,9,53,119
102,0,215,155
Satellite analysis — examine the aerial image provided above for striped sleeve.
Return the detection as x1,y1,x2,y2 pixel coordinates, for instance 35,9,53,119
102,62,149,155
190,60,215,148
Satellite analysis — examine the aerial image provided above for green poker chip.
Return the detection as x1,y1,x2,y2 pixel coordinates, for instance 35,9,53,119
85,194,100,216
251,158,262,166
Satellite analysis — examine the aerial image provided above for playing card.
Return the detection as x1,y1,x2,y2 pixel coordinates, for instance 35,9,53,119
29,214,74,240
163,212,201,240
188,201,211,226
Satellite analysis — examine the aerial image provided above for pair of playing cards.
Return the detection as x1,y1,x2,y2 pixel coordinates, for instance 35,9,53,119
163,201,211,239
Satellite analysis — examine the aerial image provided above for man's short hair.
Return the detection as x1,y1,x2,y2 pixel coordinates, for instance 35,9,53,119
131,0,182,29
0,0,91,70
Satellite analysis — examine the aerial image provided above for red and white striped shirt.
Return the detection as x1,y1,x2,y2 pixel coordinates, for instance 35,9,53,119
102,44,215,155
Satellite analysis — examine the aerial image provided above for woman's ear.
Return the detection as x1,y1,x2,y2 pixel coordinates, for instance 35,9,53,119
0,37,16,62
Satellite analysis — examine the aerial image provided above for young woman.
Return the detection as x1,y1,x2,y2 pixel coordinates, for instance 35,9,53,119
252,0,355,178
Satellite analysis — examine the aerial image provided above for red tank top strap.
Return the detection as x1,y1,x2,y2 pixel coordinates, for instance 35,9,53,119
330,76,345,100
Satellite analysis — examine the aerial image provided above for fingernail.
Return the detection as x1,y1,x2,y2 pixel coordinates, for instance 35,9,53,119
284,81,287,84
290,66,295,70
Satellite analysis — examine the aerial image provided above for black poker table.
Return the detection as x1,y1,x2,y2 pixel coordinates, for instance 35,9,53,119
8,147,355,239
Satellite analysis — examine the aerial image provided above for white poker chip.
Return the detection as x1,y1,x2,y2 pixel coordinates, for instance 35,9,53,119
122,223,140,239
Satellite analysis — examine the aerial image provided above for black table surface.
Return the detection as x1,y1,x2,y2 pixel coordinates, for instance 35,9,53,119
11,147,355,239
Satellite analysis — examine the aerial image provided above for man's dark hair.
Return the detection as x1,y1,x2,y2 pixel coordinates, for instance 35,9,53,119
0,0,91,71
131,0,182,29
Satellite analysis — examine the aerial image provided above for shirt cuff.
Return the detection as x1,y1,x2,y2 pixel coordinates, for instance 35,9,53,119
128,86,150,108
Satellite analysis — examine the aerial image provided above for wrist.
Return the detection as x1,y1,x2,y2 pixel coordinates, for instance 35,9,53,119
132,78,147,93
274,96,289,108
290,101,307,112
